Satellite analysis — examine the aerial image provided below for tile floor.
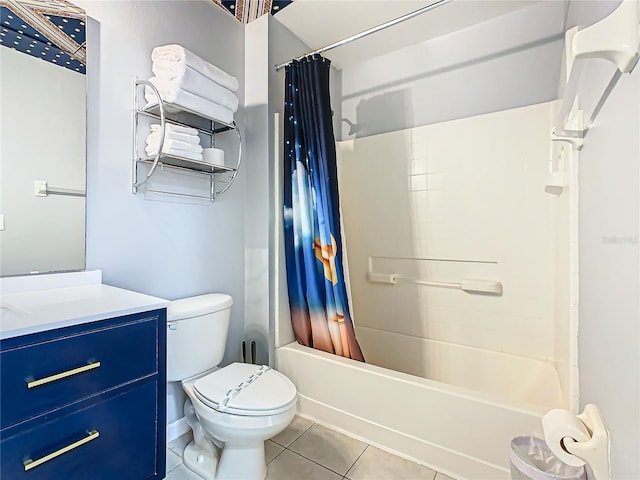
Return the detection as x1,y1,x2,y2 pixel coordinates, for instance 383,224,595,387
165,416,456,480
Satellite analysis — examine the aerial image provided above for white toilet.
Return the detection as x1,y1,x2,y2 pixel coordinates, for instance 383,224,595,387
167,294,297,480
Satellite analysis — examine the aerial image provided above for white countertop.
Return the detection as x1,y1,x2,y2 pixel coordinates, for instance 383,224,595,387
0,280,169,340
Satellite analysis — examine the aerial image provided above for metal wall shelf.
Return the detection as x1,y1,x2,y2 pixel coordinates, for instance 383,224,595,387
137,155,236,174
132,79,241,202
139,102,235,134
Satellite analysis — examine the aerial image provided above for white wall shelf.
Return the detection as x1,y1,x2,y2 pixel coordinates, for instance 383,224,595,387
554,0,640,149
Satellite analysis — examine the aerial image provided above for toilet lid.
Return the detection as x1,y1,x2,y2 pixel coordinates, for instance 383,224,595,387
193,363,297,416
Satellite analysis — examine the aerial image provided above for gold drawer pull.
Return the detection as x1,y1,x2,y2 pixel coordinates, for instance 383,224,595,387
23,430,100,471
27,361,101,389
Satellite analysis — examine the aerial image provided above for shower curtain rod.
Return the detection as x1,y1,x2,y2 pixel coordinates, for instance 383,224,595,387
274,0,453,71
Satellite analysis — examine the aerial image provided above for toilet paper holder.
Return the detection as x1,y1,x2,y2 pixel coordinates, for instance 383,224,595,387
543,404,610,480
567,405,609,480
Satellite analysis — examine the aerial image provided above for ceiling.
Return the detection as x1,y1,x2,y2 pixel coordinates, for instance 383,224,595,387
214,0,293,23
1,0,548,74
272,0,542,68
0,0,86,73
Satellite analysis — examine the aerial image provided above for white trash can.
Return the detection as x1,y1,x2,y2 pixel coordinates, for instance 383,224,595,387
510,436,587,480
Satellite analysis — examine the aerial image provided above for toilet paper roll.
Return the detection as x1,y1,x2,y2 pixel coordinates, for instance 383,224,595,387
203,147,225,166
542,409,591,467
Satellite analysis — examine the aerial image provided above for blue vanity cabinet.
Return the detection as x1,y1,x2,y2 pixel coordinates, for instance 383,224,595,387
0,309,167,480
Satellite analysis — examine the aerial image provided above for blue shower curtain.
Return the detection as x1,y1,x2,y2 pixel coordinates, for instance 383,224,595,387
283,56,364,362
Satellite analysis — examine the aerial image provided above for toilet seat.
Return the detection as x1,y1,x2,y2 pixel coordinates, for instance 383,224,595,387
193,363,297,416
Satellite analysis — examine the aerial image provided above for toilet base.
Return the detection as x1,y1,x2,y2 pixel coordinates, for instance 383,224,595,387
218,440,267,480
183,441,218,480
183,439,267,480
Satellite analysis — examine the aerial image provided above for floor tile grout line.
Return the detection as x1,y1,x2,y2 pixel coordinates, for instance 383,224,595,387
283,447,354,477
296,421,316,442
271,420,315,448
344,443,369,478
279,420,371,477
267,443,287,465
286,421,443,479
171,419,444,480
166,448,184,474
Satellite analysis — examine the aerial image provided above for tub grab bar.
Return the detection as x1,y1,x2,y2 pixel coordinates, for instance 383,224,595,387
367,272,502,295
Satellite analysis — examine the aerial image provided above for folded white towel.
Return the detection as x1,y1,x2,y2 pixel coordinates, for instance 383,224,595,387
145,84,234,125
147,130,200,146
146,138,203,154
151,45,239,92
146,146,203,162
151,66,239,112
150,123,199,136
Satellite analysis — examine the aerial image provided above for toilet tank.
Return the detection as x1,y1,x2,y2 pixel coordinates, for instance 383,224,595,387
166,293,233,382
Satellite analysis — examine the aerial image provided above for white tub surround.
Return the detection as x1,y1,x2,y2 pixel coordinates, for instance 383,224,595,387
0,271,169,339
354,327,563,409
336,100,574,407
277,342,546,480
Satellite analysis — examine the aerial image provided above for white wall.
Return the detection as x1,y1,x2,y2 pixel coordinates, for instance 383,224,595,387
564,1,640,477
235,12,331,368
243,16,298,368
1,48,86,275
267,17,313,361
244,16,271,365
250,16,343,364
76,0,245,425
552,138,579,411
337,101,569,409
578,67,640,478
339,0,566,139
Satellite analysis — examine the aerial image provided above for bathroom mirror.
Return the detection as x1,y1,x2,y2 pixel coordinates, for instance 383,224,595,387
0,0,87,276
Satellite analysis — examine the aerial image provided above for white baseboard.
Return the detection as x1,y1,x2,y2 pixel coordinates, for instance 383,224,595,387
167,416,190,443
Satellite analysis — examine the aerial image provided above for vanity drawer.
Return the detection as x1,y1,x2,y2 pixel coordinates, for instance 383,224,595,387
0,316,158,428
0,380,158,480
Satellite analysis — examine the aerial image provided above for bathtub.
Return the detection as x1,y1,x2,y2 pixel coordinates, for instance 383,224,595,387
276,341,560,480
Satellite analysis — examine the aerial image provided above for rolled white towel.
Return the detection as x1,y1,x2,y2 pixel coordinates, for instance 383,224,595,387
147,130,200,146
151,65,239,112
146,138,203,154
151,44,239,92
145,84,234,125
146,146,203,162
151,123,199,136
